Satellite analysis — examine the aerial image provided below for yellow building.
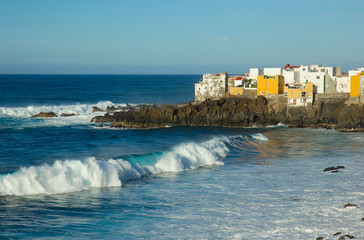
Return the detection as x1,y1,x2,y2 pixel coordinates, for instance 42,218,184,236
257,75,284,96
284,82,314,106
228,87,244,96
350,73,364,97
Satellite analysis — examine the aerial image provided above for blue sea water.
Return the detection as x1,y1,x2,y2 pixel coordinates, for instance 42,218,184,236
0,75,363,239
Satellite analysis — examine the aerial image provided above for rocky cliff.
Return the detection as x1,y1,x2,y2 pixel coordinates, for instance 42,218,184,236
91,95,364,131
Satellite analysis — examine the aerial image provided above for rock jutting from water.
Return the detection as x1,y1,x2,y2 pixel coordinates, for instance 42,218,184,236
31,112,57,118
90,95,364,130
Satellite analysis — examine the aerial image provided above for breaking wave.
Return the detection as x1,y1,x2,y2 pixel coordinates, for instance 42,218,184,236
252,133,269,141
0,101,135,128
0,136,230,196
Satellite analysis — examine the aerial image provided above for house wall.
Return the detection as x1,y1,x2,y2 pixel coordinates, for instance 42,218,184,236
257,75,284,96
264,68,282,76
300,72,326,93
235,79,243,87
249,68,263,80
349,67,364,78
284,82,314,107
350,73,364,97
229,87,244,96
195,73,228,102
335,76,350,93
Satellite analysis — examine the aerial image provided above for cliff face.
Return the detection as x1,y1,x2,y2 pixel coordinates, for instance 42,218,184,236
91,96,364,131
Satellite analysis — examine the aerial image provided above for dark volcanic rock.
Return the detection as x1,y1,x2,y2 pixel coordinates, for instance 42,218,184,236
91,97,272,128
333,232,342,236
316,237,324,240
90,96,364,130
338,235,355,239
323,166,345,172
92,106,104,112
31,112,57,118
61,113,76,117
106,104,135,114
344,203,358,208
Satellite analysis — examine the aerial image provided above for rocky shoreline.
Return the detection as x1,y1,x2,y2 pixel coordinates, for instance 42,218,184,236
89,95,364,131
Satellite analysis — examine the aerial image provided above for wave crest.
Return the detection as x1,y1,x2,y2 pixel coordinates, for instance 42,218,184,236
0,101,133,127
0,136,231,196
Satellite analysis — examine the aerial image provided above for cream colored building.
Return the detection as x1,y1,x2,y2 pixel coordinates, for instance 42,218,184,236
195,73,228,103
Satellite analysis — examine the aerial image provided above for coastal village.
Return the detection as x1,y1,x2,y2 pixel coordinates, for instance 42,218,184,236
195,64,364,106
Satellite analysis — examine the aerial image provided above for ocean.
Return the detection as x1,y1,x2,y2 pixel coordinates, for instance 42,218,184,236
0,74,363,239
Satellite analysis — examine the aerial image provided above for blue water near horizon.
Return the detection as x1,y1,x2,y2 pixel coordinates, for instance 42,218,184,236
0,74,363,239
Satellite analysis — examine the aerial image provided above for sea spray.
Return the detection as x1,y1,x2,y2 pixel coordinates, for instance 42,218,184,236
0,158,121,196
155,136,228,172
0,136,232,196
0,101,137,128
252,133,269,141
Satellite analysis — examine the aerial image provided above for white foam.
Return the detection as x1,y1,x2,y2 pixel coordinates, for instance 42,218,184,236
0,136,231,196
0,101,133,127
0,158,121,196
155,136,228,172
267,122,288,128
252,133,269,141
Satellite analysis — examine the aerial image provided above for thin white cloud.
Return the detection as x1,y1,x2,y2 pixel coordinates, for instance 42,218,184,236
213,37,229,41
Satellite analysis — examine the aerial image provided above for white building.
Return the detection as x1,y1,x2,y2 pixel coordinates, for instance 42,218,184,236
348,67,364,78
282,64,342,94
195,73,228,103
249,68,263,80
335,76,350,93
234,76,243,87
282,70,298,84
263,68,282,76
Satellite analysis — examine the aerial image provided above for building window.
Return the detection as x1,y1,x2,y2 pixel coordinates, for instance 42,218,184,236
266,83,269,87
284,92,288,96
291,92,294,95
316,76,320,79
303,68,306,71
260,91,263,94
302,92,306,97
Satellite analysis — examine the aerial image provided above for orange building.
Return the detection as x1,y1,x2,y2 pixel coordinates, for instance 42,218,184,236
350,73,364,97
284,82,314,106
257,75,284,96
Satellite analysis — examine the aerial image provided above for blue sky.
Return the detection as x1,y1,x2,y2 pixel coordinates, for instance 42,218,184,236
1,0,363,74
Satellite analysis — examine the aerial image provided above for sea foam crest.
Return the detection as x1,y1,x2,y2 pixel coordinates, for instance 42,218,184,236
252,133,269,141
0,101,131,127
0,158,121,196
0,136,231,196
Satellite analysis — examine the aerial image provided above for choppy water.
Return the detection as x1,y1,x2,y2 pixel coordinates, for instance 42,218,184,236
0,75,363,239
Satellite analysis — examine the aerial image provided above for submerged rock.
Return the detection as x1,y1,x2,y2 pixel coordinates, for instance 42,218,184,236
31,112,57,118
323,166,345,172
316,237,324,240
344,203,358,208
338,235,355,239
